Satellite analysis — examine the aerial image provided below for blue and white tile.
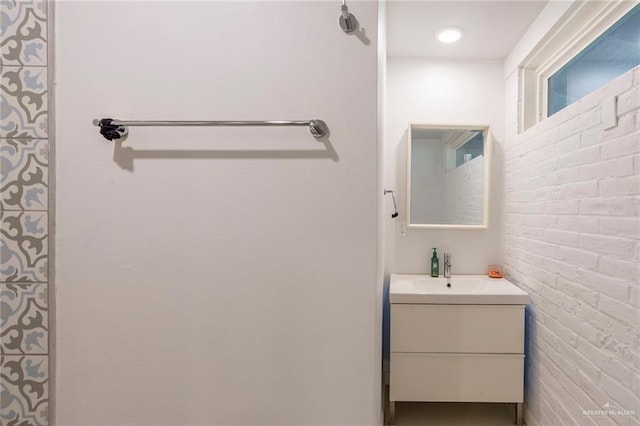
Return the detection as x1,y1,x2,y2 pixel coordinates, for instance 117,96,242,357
0,211,47,283
0,65,48,138
1,138,48,211
0,0,47,66
0,355,49,425
1,283,47,354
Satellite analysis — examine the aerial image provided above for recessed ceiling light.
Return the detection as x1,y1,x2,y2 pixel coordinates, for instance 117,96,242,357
436,27,464,44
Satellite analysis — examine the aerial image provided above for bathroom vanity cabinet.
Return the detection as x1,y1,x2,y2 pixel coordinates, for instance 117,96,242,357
388,274,528,425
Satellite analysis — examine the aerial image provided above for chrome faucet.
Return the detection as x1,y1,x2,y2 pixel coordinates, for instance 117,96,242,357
443,253,451,279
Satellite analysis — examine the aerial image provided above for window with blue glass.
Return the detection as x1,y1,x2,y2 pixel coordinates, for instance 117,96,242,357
455,132,483,167
548,4,640,116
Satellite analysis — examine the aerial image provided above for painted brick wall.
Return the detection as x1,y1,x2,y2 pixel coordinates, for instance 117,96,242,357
504,66,640,425
443,156,484,225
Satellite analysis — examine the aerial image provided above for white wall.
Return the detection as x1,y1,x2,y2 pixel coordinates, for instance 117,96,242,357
503,0,575,76
378,0,390,377
410,138,444,223
504,2,640,423
54,2,380,425
385,58,504,275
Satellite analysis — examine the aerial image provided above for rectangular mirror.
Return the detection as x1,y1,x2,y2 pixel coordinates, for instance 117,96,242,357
407,124,491,229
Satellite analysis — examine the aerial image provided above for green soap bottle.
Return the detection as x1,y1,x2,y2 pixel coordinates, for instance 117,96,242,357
430,248,439,277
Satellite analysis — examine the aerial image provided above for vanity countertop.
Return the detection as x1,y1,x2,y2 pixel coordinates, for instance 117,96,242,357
390,274,529,305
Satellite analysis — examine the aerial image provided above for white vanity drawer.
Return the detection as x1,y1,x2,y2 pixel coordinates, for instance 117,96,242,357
390,353,524,402
391,304,524,353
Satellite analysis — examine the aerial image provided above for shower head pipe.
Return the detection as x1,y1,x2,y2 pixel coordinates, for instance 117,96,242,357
339,0,358,33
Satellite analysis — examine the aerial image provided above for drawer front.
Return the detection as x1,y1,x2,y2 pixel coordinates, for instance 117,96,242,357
391,304,524,353
390,353,524,403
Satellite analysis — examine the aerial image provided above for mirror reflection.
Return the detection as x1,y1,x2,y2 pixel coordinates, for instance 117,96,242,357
407,125,490,228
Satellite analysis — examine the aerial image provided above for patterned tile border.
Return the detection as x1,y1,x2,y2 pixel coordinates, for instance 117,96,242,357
1,138,48,211
0,354,49,425
1,283,48,354
0,0,48,66
0,211,48,283
0,1,50,425
0,65,48,139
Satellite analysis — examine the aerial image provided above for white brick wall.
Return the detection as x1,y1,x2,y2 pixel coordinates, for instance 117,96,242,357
504,66,640,425
442,155,484,224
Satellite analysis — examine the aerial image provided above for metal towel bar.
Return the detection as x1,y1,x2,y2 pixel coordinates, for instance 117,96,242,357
92,118,329,141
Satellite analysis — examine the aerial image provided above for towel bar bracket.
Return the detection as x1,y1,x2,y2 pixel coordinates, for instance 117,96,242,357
94,119,129,141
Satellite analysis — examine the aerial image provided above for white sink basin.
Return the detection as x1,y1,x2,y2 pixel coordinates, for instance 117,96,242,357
390,274,529,305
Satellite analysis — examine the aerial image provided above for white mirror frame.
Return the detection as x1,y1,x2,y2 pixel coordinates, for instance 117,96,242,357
406,124,492,230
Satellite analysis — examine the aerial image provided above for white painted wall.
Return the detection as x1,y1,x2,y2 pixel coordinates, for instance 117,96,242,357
385,58,504,275
504,2,640,423
410,138,444,224
54,2,380,425
503,0,575,76
378,0,391,374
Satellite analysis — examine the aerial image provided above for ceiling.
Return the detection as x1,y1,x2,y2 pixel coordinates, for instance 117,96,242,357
387,0,548,59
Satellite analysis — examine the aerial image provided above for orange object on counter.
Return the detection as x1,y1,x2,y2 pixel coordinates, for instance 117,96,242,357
488,264,503,278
